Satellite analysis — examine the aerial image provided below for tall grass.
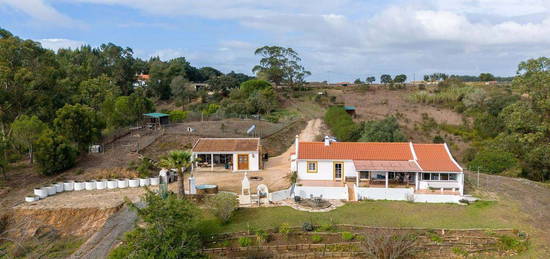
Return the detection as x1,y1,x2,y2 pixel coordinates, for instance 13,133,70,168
408,87,473,106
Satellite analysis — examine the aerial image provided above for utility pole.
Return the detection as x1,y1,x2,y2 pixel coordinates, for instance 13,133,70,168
477,167,480,189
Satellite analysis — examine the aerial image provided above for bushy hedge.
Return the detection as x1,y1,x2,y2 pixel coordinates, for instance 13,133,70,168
324,106,360,141
468,149,518,174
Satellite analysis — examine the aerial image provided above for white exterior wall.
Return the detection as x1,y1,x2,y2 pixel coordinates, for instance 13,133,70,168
296,159,356,180
413,194,461,203
294,185,348,200
417,173,464,194
232,151,259,171
355,187,413,201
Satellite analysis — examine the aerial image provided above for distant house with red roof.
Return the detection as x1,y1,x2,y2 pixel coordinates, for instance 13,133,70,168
134,73,150,88
290,136,464,203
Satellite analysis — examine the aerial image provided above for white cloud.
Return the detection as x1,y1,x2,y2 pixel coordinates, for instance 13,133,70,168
37,38,85,51
0,0,76,25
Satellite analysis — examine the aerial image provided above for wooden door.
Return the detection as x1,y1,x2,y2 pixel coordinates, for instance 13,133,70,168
238,154,249,170
334,162,344,180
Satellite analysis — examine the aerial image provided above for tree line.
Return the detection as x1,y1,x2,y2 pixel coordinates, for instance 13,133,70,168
0,28,253,177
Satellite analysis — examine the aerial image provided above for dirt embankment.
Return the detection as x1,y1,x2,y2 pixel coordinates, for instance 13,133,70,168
8,206,122,238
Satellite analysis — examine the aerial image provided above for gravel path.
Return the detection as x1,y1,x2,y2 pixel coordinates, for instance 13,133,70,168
69,202,143,259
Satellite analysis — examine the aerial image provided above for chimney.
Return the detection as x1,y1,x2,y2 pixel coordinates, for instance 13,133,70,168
295,135,299,155
324,136,331,146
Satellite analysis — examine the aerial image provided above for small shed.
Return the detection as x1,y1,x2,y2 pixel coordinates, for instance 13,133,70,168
143,112,170,129
191,138,261,172
344,106,356,117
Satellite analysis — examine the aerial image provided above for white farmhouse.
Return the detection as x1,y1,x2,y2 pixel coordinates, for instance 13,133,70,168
191,138,261,172
291,136,465,203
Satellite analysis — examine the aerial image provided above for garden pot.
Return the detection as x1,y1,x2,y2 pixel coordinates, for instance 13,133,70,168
63,181,74,191
118,179,129,188
55,182,64,193
96,180,107,190
25,196,39,202
139,178,150,187
107,179,118,189
85,181,96,190
46,185,57,195
150,177,160,186
74,182,85,191
34,188,48,199
128,178,140,188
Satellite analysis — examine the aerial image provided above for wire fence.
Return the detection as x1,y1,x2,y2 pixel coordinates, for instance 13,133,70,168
463,168,502,195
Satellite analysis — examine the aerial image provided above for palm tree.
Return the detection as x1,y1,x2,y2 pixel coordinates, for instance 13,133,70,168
159,150,192,198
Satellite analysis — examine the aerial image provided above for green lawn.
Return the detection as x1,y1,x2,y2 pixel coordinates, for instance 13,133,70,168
219,200,526,233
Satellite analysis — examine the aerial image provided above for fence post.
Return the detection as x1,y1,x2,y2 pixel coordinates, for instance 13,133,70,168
477,168,480,189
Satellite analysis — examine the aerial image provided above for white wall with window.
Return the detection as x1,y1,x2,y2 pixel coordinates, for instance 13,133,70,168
296,160,356,181
418,172,463,194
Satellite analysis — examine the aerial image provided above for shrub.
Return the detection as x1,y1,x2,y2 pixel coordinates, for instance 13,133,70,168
341,232,355,241
34,130,77,176
361,231,419,259
469,149,518,174
358,116,407,142
317,223,335,232
428,232,443,243
290,171,297,184
255,230,269,244
207,192,238,224
324,106,360,141
452,247,468,257
279,223,292,237
497,235,528,253
238,237,252,247
311,234,323,243
168,110,187,122
108,190,202,258
302,222,314,232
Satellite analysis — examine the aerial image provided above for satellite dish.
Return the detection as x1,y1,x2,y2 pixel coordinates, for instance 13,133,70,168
246,125,256,135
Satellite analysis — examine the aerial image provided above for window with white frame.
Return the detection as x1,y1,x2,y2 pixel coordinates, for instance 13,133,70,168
307,161,317,173
449,174,458,180
430,173,440,180
359,171,369,180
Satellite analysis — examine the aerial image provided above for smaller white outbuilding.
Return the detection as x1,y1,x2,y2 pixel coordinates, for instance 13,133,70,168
191,138,261,172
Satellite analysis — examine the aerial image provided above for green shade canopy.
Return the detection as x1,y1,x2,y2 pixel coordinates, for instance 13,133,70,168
143,112,169,118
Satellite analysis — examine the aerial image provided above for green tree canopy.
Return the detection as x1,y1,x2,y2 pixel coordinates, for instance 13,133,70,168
380,74,392,84
252,46,310,87
479,73,496,81
34,129,77,176
109,190,203,259
469,149,518,174
358,117,407,142
54,104,105,151
10,115,48,163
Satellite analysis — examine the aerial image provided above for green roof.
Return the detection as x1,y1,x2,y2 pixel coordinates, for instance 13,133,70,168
343,106,356,110
143,112,169,118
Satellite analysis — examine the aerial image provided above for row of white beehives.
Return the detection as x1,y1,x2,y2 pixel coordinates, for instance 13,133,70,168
25,177,162,202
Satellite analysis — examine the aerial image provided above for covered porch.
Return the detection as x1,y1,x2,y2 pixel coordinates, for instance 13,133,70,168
193,153,234,172
354,171,418,188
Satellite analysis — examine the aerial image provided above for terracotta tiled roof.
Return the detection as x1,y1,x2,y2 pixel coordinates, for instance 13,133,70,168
192,138,259,152
297,142,413,160
413,144,462,172
297,141,462,172
353,160,421,172
137,74,150,80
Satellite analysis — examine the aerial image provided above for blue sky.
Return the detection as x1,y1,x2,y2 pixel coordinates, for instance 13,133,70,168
1,0,550,82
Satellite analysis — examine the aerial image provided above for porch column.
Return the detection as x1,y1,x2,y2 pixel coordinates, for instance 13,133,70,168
415,172,419,190
191,154,194,172
385,172,388,188
211,153,214,171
